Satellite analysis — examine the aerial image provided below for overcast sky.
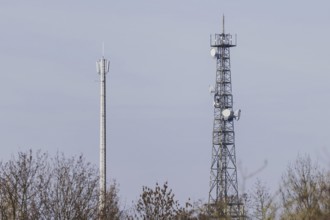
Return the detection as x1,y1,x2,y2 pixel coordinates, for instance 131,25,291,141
0,1,329,206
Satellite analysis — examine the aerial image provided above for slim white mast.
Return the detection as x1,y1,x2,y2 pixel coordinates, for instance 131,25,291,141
96,46,110,219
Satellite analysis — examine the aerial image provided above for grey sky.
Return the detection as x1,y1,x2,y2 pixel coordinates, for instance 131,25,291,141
0,1,329,205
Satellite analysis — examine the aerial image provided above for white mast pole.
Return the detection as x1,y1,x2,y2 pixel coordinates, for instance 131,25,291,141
96,50,109,219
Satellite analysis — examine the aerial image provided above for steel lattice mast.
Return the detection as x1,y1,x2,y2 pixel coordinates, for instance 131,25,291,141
96,52,110,219
208,16,243,219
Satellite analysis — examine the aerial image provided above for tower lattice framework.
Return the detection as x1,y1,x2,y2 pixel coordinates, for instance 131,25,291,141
208,18,244,219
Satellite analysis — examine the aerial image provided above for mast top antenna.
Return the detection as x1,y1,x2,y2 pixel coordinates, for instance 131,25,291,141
102,42,105,57
222,14,225,34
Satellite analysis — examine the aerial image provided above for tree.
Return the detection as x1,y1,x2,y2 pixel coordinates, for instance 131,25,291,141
0,150,50,220
104,181,124,220
45,153,99,219
249,179,276,220
188,199,211,220
279,155,330,220
0,150,124,220
135,181,191,219
319,171,330,217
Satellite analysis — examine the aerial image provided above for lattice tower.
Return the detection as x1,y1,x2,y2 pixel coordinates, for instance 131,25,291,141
208,17,244,219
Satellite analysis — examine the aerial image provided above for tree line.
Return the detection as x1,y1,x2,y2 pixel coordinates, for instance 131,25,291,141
0,150,329,219
0,150,120,220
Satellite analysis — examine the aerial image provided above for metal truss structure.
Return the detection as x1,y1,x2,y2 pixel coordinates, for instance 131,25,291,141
208,18,244,219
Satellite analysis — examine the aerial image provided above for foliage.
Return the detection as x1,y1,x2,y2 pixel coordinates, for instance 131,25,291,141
1,150,329,220
248,179,277,220
135,181,192,220
45,153,99,219
0,150,50,219
0,150,122,220
279,155,330,220
104,181,124,220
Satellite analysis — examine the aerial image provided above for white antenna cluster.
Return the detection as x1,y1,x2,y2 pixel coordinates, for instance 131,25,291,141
96,59,110,74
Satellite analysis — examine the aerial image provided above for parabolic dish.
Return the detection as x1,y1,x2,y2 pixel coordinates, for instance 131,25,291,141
222,109,232,119
210,48,217,58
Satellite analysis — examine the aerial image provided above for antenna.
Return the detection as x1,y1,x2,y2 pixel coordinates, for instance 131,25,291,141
102,42,105,57
96,46,110,219
222,14,225,34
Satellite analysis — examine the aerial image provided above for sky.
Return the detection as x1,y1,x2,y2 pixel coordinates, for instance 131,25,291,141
0,0,330,207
